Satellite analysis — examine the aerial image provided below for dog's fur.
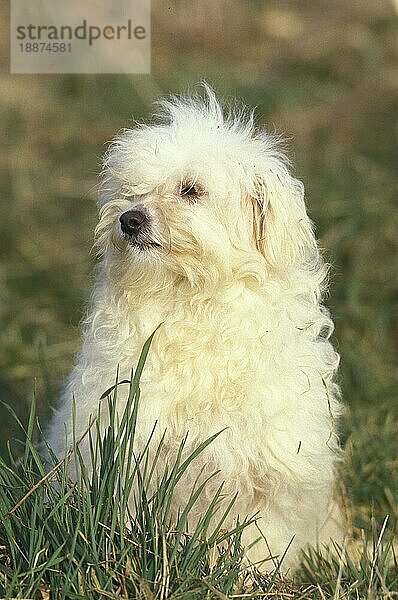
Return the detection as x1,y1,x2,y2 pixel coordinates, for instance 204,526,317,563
47,85,344,571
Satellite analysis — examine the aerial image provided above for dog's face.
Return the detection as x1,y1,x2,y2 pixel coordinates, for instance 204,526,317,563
96,88,318,290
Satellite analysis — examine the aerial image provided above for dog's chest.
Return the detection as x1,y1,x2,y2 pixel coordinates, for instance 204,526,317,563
133,293,285,421
105,288,328,477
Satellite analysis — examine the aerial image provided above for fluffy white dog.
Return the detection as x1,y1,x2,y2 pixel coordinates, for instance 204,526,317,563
47,85,344,571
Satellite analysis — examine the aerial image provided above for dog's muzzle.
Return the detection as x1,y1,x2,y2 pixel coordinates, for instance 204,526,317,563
119,206,161,251
119,207,148,237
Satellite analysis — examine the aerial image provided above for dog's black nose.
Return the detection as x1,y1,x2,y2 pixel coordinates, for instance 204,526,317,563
119,209,148,236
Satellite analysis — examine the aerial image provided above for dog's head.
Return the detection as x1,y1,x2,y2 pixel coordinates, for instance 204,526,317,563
96,85,320,291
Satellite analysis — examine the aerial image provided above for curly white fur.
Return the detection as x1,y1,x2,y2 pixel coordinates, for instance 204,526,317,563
47,85,345,572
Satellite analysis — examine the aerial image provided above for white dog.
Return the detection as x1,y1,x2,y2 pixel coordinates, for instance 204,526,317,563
47,85,344,571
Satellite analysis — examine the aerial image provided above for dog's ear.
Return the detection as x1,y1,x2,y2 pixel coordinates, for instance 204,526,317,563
251,167,320,274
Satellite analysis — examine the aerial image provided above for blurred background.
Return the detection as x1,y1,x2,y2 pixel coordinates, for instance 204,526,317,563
0,0,397,533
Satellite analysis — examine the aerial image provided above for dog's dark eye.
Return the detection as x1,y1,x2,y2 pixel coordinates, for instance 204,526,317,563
180,183,199,198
